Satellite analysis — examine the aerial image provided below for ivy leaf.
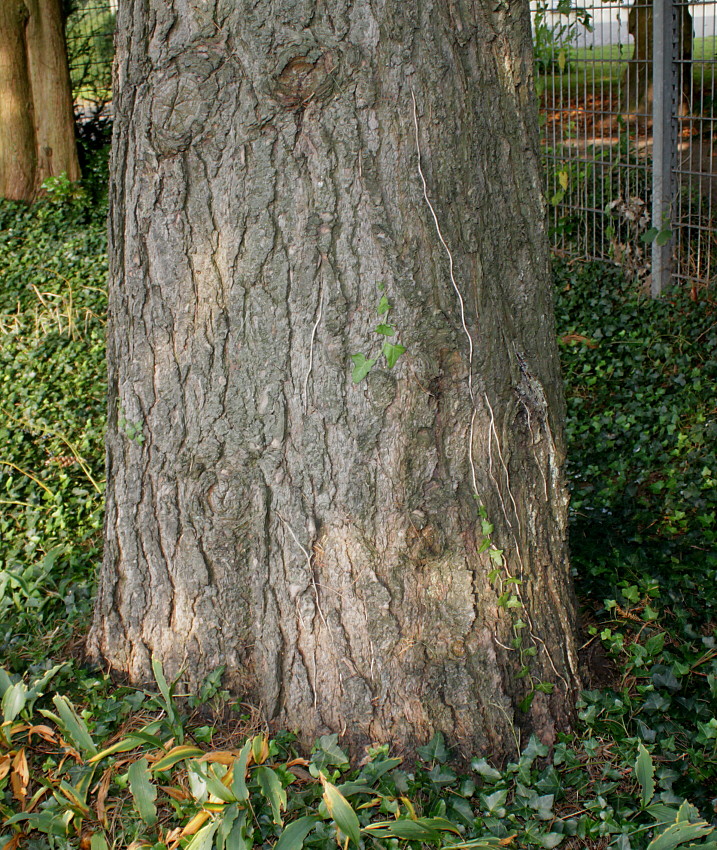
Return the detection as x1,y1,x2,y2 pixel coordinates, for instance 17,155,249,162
377,295,390,315
417,731,449,764
312,734,350,771
382,341,406,368
375,323,395,336
351,353,376,383
471,757,502,782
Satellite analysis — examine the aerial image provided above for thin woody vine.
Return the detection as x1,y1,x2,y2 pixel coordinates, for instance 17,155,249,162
345,95,570,735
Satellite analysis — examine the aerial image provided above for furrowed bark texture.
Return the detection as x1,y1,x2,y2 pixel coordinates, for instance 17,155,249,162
0,0,36,200
0,0,79,201
89,0,580,757
24,0,81,188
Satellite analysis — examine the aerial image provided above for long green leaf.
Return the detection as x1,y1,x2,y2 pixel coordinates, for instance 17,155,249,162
231,739,251,801
151,656,182,742
216,803,240,850
26,664,65,708
124,729,166,748
49,695,98,756
635,743,655,808
320,773,361,848
153,745,205,772
275,815,321,850
364,820,441,841
257,765,286,825
2,681,27,724
646,819,713,850
89,736,147,764
0,667,13,699
128,757,158,826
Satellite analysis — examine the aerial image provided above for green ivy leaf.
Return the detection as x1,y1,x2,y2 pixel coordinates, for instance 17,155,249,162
377,295,390,315
382,341,406,368
351,353,376,383
312,733,350,771
417,731,449,763
375,323,395,336
471,758,502,781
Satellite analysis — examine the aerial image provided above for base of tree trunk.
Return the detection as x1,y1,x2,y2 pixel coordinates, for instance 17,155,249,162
89,0,581,759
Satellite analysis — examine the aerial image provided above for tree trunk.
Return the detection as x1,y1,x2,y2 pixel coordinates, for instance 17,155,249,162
89,0,580,758
25,0,81,188
0,0,36,200
0,0,80,201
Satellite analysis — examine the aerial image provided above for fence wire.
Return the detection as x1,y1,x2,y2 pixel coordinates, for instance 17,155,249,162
64,1,714,289
536,0,716,290
64,0,116,116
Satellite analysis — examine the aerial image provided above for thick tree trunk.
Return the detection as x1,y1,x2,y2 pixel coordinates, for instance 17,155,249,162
89,0,580,758
0,0,80,201
0,0,36,200
25,0,81,187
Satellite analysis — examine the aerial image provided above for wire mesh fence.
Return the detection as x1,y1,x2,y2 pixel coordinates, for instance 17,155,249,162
63,0,714,289
536,0,716,291
64,0,116,116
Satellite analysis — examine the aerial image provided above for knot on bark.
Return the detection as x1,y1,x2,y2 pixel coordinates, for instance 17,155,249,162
273,52,336,110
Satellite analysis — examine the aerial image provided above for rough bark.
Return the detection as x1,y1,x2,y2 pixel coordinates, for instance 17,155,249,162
89,0,580,758
0,0,36,200
0,0,80,201
25,0,81,187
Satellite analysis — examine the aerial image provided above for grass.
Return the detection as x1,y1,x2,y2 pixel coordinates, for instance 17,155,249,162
0,143,716,849
538,36,717,102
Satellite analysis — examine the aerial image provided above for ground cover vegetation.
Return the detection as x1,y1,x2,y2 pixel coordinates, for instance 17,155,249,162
0,137,715,849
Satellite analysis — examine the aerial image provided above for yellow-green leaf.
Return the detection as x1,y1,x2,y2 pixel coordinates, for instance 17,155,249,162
153,745,205,772
320,773,361,848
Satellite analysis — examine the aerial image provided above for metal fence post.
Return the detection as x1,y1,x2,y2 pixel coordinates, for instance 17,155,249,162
651,0,677,296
